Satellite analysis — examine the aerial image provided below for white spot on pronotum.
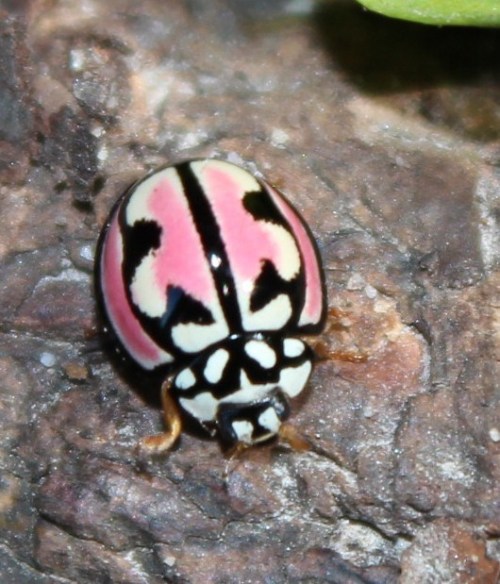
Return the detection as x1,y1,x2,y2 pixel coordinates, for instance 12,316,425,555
232,420,254,444
283,338,305,358
40,352,56,368
179,392,218,422
279,360,312,398
175,368,196,390
220,370,274,406
204,348,230,383
258,407,280,434
239,371,271,398
245,340,276,369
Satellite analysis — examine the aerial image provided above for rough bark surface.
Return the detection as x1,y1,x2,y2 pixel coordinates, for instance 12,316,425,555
0,1,499,582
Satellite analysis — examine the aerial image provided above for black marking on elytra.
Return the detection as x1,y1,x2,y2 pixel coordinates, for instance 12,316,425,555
246,183,327,335
121,218,161,289
113,187,218,366
162,285,215,326
117,210,186,361
243,190,287,225
250,260,284,312
177,162,243,332
250,259,304,328
244,188,313,333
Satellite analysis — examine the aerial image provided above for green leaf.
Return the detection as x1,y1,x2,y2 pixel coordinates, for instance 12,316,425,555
356,0,500,26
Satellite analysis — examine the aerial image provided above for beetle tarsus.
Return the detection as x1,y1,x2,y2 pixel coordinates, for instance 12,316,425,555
223,441,251,481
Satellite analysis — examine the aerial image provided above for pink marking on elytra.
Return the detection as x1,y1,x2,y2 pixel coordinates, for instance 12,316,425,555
267,184,324,327
145,175,218,307
202,165,293,281
196,161,324,330
100,214,171,369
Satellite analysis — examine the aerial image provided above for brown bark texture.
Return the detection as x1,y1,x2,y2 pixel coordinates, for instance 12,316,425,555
0,1,499,582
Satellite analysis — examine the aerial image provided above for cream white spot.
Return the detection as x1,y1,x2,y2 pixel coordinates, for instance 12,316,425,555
242,293,292,332
175,368,196,390
192,159,260,197
127,168,179,222
130,253,166,318
283,338,305,358
233,224,300,333
220,370,274,406
262,223,300,281
125,166,227,338
204,348,230,383
179,392,218,422
279,360,312,398
172,321,229,354
245,340,276,369
232,420,254,444
258,407,280,435
126,169,181,319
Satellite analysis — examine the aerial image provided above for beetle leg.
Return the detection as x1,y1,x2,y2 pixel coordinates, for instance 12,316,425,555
141,377,182,453
278,423,311,452
223,441,250,481
311,306,368,363
224,440,250,459
312,341,367,363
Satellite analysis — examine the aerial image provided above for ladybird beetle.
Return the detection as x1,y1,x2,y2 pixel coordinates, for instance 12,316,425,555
96,159,326,450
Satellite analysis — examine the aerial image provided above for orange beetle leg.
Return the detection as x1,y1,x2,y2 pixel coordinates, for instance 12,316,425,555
141,378,182,453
